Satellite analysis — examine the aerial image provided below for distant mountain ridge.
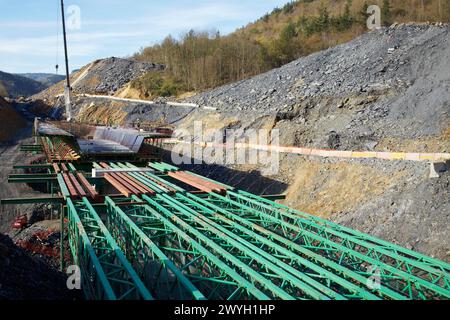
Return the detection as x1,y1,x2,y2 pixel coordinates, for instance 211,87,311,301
0,71,46,98
17,73,65,88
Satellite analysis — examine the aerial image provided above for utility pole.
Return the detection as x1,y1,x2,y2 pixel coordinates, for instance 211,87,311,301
61,0,72,122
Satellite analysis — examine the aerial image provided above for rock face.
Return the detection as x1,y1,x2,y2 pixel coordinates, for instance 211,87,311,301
31,57,165,106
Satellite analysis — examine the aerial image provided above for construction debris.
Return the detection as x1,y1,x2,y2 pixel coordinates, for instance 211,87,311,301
0,233,79,300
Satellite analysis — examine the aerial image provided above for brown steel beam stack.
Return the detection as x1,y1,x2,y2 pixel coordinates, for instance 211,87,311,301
168,171,227,195
98,163,155,198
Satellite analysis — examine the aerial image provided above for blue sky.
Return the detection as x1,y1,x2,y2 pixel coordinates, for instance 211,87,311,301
0,0,290,74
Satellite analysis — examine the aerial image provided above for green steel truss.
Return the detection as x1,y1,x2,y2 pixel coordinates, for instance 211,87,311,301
107,196,271,300
196,191,450,300
66,198,153,300
27,161,450,300
127,161,450,300
104,197,206,300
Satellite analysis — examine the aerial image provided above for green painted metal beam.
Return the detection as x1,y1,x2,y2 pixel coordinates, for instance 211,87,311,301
125,195,274,300
66,198,117,300
204,191,450,299
147,193,341,300
13,164,52,169
0,197,64,205
139,194,295,300
9,174,56,179
8,177,57,183
167,192,384,300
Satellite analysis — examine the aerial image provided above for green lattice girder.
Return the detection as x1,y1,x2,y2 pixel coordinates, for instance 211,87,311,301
104,196,206,300
204,191,450,300
127,162,450,299
108,195,271,300
66,198,116,300
144,193,344,300
68,198,153,300
162,191,385,300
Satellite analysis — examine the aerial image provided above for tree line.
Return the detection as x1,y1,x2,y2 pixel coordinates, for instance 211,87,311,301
133,0,450,97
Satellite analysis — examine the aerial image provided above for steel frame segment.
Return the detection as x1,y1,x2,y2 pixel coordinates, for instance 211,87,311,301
140,194,305,300
112,196,271,300
104,196,206,300
225,191,450,296
71,197,153,300
93,162,134,197
170,192,381,300
206,192,450,299
66,198,116,300
237,190,450,273
136,171,410,299
156,193,341,300
56,174,71,198
183,192,406,300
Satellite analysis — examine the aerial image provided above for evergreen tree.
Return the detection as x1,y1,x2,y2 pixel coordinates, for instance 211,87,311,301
360,1,369,26
382,0,392,26
337,0,354,30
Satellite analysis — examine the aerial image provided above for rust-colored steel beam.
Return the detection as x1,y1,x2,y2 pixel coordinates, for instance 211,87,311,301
114,172,149,195
176,171,226,194
61,163,69,172
53,163,61,174
168,171,216,194
139,173,177,194
104,174,133,197
99,163,144,196
68,173,87,198
62,173,78,198
168,171,226,194
77,173,99,200
120,174,155,195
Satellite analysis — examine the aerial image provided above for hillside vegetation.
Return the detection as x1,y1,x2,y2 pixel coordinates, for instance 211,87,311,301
133,0,450,97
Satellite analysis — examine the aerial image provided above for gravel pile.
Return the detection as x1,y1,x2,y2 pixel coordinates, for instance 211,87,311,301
73,57,164,95
186,24,450,148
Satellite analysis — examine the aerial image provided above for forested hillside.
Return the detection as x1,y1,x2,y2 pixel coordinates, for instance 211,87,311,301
133,0,450,98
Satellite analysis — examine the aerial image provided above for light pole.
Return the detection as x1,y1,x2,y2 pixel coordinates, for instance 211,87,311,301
61,0,72,122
